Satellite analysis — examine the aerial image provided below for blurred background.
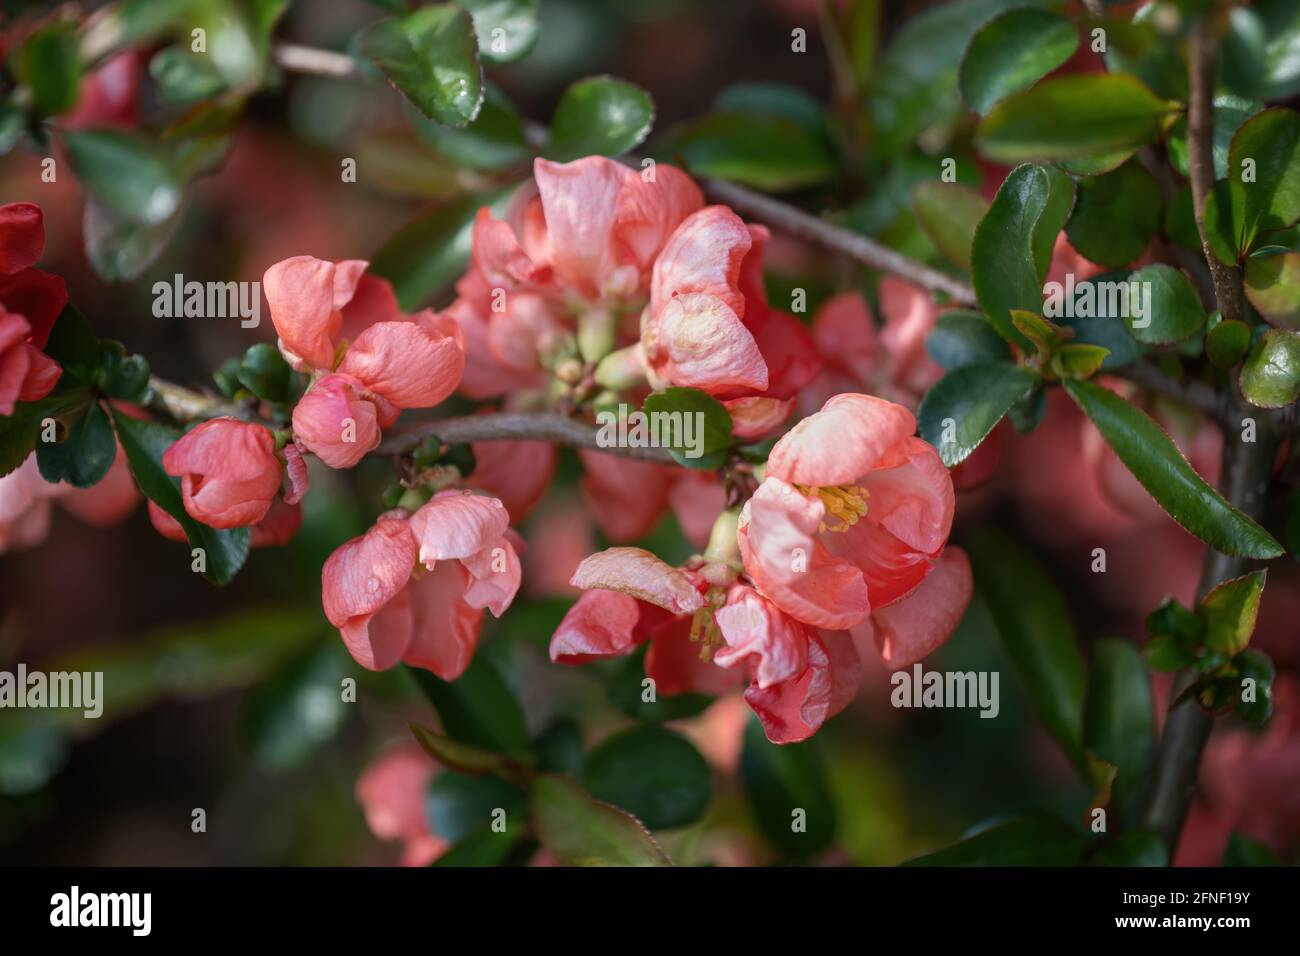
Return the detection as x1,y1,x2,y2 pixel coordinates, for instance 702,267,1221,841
1,0,1296,866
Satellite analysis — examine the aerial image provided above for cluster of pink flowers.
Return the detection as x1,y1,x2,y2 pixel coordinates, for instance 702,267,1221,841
3,159,975,744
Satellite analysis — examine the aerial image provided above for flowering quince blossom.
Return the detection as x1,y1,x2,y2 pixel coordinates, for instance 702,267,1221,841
264,255,465,468
0,202,66,415
321,490,521,677
355,744,446,867
0,447,139,553
162,417,289,529
738,392,972,663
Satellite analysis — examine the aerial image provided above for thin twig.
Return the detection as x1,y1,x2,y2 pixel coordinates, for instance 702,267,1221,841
1115,360,1225,422
148,376,243,422
273,43,358,78
701,177,978,305
377,411,677,464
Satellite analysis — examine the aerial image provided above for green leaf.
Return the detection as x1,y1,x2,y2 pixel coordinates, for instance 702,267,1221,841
42,304,99,384
432,823,523,866
975,73,1178,164
1065,161,1162,268
1167,95,1262,181
149,47,228,104
410,723,532,782
1083,639,1154,820
459,0,539,65
714,83,829,136
913,181,989,270
1050,272,1144,370
409,86,530,171
1063,378,1283,558
1245,250,1300,327
546,75,653,161
966,528,1088,773
529,774,671,866
662,113,836,192
17,22,83,117
1090,830,1167,867
369,189,508,310
741,717,835,860
406,656,530,755
1234,649,1275,725
917,362,1039,466
109,411,251,585
1206,318,1253,367
1050,343,1110,381
1197,570,1266,657
63,130,183,227
1222,832,1281,866
358,4,484,127
1205,178,1248,265
36,401,115,489
958,8,1078,115
83,198,185,283
1240,329,1300,408
582,726,711,831
239,642,350,771
924,310,1011,369
1125,263,1205,344
1145,634,1196,672
971,163,1074,347
905,814,1087,866
640,387,733,468
96,342,151,403
1227,107,1300,248
238,343,293,405
426,771,524,842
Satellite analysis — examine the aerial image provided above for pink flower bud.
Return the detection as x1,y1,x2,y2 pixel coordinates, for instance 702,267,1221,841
162,418,282,528
291,373,393,469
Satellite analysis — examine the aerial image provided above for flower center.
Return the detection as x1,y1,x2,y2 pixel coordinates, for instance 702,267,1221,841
688,588,727,662
797,483,871,533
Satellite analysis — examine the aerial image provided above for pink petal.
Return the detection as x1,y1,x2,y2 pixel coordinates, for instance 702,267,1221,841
870,547,973,668
766,392,917,487
722,395,793,440
744,629,861,743
667,470,726,549
17,345,60,401
533,156,629,298
401,561,485,680
811,292,881,386
264,255,343,370
737,477,870,630
356,745,436,842
163,418,281,529
0,202,44,275
550,588,646,663
612,164,704,279
744,306,821,399
471,207,541,289
291,373,384,469
642,292,768,393
339,319,464,409
650,205,752,318
577,449,674,542
337,272,402,344
0,268,68,349
321,512,417,668
570,546,704,614
408,489,511,566
282,440,309,505
645,621,744,697
713,584,811,687
469,438,556,522
461,536,522,617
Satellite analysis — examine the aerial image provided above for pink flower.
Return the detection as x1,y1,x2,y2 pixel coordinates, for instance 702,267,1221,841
321,492,521,677
0,203,65,415
291,372,394,469
576,449,725,547
149,496,302,548
162,418,283,528
63,51,141,129
0,305,61,415
356,744,447,867
263,255,464,407
0,446,140,554
739,393,956,629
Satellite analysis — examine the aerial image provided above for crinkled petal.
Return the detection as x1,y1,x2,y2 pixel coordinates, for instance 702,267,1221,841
766,392,917,487
550,588,646,663
408,489,511,566
570,546,704,614
650,205,752,318
461,536,522,617
321,512,417,649
643,292,768,394
264,255,343,370
533,156,629,297
713,584,810,688
744,629,861,743
339,319,464,409
870,547,972,669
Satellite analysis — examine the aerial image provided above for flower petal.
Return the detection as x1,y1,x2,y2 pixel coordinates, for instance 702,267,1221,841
713,584,811,688
339,319,464,409
401,561,485,680
264,255,343,370
766,392,917,487
642,292,768,394
533,156,629,297
550,588,645,662
0,202,44,275
744,629,861,743
870,546,973,669
408,489,511,566
569,546,704,614
650,205,751,318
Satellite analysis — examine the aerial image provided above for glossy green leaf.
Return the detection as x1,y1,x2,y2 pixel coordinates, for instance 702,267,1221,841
409,87,530,170
1090,830,1167,866
1198,570,1266,657
1245,251,1300,327
110,411,251,585
924,310,1010,369
1065,161,1162,268
582,726,711,830
1063,378,1283,558
971,163,1074,347
958,8,1078,115
662,113,836,192
42,304,100,384
1125,263,1205,344
1234,650,1275,725
913,181,988,270
547,75,653,161
1083,639,1153,821
1240,329,1300,408
238,342,293,404
406,656,530,755
83,198,185,282
63,130,183,227
741,718,836,860
459,0,539,65
918,362,1039,466
410,723,532,781
975,73,1178,164
713,83,828,135
640,387,732,468
905,813,1087,866
149,47,228,104
432,823,523,866
966,527,1088,772
36,400,115,489
1227,107,1300,248
1167,95,1261,181
1206,318,1252,367
426,771,524,842
529,774,671,866
95,342,151,403
359,4,483,127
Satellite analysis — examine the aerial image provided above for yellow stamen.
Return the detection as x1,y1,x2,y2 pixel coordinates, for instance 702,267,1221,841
688,588,727,662
795,483,871,533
